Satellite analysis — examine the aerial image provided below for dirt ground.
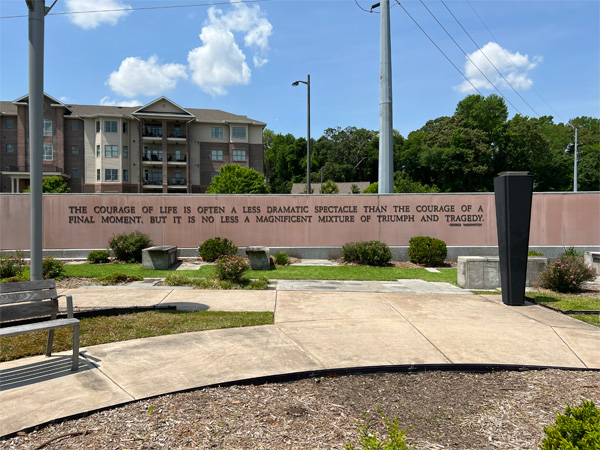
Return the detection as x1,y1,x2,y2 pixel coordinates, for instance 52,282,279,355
2,369,599,450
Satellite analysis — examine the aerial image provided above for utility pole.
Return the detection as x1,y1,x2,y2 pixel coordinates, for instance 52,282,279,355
573,127,578,193
374,0,394,193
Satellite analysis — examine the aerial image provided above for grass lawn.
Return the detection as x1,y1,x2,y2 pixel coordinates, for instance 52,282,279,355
65,263,457,284
0,310,274,362
527,292,600,312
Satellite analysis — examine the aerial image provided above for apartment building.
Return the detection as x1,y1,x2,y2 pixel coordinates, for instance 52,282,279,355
0,94,266,193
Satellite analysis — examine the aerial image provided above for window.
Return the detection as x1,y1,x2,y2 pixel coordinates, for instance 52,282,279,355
6,119,14,129
211,149,223,161
43,142,53,160
211,127,223,139
211,172,219,181
104,145,118,157
123,122,128,134
123,169,129,182
43,119,52,136
144,146,162,162
105,169,118,181
96,145,100,157
123,146,128,158
145,169,162,184
97,169,100,181
71,122,79,131
72,145,79,154
6,144,15,153
174,125,182,137
232,150,246,161
96,121,100,133
174,147,183,161
232,127,246,139
104,121,117,133
72,169,79,178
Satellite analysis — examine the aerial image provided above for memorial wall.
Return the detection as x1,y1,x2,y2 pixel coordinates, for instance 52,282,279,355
0,193,598,251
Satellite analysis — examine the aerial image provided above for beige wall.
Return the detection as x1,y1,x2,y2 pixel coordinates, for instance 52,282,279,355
1,193,598,251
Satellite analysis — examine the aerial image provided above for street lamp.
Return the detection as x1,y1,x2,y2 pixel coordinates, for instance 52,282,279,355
292,74,310,194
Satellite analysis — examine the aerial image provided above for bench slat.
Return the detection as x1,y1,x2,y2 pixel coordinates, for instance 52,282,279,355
0,318,80,338
0,289,58,304
1,301,58,322
0,279,56,293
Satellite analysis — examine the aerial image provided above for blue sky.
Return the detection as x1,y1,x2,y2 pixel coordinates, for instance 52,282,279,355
1,0,598,139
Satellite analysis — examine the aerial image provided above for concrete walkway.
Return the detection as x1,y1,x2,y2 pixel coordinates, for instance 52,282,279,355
1,282,599,437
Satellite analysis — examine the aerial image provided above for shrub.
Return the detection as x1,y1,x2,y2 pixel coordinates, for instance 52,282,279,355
198,237,237,262
540,399,600,450
274,252,290,266
539,254,596,293
215,255,250,282
96,272,143,286
0,251,27,280
42,257,66,280
342,241,392,266
87,250,111,264
108,231,153,263
350,184,361,194
562,246,584,258
408,236,447,267
164,273,191,286
528,250,544,256
321,180,339,194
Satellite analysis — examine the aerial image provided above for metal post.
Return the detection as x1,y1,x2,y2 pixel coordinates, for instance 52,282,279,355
574,128,578,193
306,74,311,195
378,0,394,193
27,0,45,281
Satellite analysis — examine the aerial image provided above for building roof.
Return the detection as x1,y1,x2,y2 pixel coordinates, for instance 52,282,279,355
0,95,266,126
291,182,372,194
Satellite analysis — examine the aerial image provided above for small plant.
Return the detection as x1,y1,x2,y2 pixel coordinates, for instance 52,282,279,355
346,411,413,450
164,273,191,286
539,254,596,293
214,255,250,282
342,241,392,267
108,231,153,263
274,252,290,266
528,250,544,257
87,250,111,264
42,257,66,280
408,236,447,267
350,184,361,194
540,399,600,450
0,251,27,280
198,237,237,262
96,272,143,286
562,246,584,258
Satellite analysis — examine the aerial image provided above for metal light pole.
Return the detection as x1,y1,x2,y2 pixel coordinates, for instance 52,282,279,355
378,0,394,193
292,75,311,194
26,0,48,281
573,127,578,192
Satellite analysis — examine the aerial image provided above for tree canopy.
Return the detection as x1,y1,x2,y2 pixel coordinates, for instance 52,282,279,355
24,176,71,193
206,164,267,194
263,94,599,193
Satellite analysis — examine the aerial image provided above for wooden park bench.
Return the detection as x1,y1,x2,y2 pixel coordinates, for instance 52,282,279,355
0,280,80,371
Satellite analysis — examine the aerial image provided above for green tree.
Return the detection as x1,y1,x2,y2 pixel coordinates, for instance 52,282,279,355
206,164,267,194
455,93,508,144
24,176,71,193
320,180,339,194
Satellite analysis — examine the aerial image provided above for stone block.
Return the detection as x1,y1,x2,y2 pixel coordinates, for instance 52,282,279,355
457,256,547,290
245,247,272,271
142,246,178,270
584,252,600,275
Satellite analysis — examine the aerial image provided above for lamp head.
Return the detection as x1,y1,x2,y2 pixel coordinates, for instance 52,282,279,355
292,81,300,86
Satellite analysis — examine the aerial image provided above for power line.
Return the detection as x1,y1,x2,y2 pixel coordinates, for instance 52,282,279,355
466,0,563,122
394,0,484,97
0,0,269,20
417,0,522,115
440,0,539,117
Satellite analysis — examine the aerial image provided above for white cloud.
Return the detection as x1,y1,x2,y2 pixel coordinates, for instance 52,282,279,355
455,42,542,93
99,97,140,107
107,55,188,98
187,3,273,96
64,0,131,30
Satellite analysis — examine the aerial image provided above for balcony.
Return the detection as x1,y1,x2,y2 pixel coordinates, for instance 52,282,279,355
167,154,186,166
168,177,187,187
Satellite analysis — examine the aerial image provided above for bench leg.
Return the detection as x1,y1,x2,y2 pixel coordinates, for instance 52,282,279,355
72,324,80,371
46,329,55,357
